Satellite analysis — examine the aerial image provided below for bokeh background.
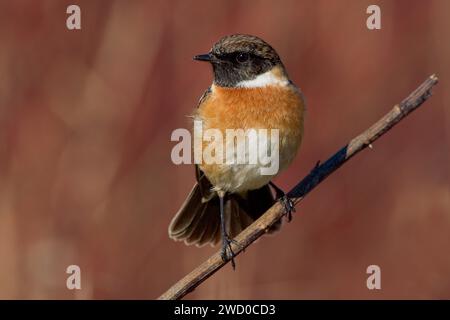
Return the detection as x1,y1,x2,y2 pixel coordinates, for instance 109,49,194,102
0,0,449,299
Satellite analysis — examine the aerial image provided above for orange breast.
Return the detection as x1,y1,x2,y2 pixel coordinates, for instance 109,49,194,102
197,84,305,140
194,84,306,191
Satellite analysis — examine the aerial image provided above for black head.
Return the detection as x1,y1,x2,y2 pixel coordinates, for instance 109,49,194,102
194,34,286,87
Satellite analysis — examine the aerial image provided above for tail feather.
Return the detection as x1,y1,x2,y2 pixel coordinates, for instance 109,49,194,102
183,205,209,245
228,197,253,237
169,183,278,247
169,184,220,246
168,184,204,237
197,210,220,246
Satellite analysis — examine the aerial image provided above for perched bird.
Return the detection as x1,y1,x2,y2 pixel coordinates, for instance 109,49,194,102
169,34,305,267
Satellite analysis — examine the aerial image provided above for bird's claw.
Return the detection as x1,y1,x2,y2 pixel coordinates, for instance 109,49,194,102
220,235,241,269
280,195,296,222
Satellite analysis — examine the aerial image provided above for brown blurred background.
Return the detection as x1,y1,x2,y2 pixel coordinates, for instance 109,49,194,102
0,0,449,299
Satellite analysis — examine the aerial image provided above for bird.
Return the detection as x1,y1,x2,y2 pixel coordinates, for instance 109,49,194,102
169,34,305,268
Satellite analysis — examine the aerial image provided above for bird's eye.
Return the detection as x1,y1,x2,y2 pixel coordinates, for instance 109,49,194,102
236,52,249,63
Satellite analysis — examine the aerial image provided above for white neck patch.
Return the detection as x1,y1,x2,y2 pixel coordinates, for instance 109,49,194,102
236,70,289,88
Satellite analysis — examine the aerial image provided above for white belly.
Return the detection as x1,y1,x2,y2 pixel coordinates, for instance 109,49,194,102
213,163,274,193
201,128,298,193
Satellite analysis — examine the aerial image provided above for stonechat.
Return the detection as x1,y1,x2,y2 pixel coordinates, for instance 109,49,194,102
169,34,305,267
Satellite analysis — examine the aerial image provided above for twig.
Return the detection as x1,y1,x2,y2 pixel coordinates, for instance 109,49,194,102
158,74,439,300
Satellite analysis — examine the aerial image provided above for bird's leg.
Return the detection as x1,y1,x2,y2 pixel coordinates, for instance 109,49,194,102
269,181,296,222
218,190,238,269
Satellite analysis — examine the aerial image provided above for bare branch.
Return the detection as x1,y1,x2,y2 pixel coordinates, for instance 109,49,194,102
158,74,439,300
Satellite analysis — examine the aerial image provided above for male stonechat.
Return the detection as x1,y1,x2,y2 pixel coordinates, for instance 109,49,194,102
169,34,305,267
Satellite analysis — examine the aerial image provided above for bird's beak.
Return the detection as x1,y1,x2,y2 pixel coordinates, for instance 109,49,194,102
193,53,213,62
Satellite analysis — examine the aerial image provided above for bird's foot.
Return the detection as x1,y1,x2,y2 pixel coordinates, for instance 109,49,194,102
270,182,296,222
220,235,241,269
280,194,296,222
